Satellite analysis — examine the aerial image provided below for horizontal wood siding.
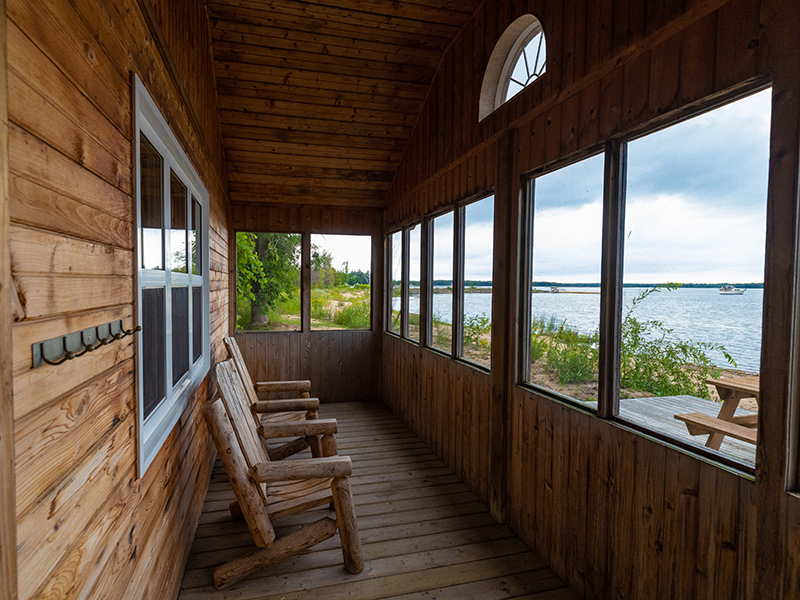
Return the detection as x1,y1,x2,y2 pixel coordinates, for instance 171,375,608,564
231,202,382,404
382,0,800,597
8,0,228,598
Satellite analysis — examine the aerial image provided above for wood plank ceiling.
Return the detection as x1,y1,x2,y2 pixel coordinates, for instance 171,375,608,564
207,0,482,208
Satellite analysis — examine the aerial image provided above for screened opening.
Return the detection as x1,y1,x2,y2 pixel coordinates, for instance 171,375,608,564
429,212,454,352
525,153,605,401
311,234,371,331
389,231,402,334
616,88,771,468
407,224,422,342
460,196,494,367
235,232,302,332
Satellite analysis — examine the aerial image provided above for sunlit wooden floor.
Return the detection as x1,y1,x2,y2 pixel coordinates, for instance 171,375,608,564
179,402,577,600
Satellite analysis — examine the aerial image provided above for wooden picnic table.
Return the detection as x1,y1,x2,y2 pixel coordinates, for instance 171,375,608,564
674,377,759,450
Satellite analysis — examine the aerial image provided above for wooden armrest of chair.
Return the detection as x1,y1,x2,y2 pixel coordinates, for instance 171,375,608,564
250,456,353,483
258,418,338,439
674,412,757,444
252,398,320,413
255,380,312,394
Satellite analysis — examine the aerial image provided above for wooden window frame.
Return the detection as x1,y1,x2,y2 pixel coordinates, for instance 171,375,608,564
515,82,772,473
516,146,607,406
135,75,210,477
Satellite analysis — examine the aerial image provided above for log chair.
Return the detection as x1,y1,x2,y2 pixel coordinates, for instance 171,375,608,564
203,362,363,590
224,336,325,459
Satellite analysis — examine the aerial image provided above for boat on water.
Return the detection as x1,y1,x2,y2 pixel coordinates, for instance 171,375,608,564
719,285,746,295
550,286,560,293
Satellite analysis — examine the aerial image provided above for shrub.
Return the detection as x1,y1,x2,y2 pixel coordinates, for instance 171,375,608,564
619,285,735,399
334,302,371,329
530,334,548,363
311,298,332,321
463,313,491,348
545,336,598,383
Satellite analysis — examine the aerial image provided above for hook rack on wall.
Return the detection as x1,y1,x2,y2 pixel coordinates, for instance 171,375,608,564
31,319,141,368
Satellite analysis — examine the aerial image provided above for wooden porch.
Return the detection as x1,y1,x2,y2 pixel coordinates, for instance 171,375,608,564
179,402,577,600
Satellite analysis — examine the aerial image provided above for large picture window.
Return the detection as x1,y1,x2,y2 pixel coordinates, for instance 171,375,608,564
235,232,302,331
615,88,770,468
429,211,454,352
311,234,371,330
460,196,494,368
524,153,605,401
135,76,210,476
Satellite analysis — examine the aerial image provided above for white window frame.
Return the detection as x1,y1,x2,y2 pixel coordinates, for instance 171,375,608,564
495,19,546,109
135,75,210,476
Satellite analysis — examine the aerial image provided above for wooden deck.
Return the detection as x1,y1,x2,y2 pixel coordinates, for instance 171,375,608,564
179,402,577,600
587,395,757,467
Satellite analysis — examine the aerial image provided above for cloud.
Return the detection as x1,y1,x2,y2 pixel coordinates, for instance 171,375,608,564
312,233,372,273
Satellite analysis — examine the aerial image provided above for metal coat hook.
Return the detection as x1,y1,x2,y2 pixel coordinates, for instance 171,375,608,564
32,320,142,368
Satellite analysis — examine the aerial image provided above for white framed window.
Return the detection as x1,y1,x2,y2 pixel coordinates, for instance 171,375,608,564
497,20,546,107
135,75,210,476
479,14,547,120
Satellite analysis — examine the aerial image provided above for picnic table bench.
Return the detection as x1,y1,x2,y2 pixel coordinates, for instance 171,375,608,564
674,377,759,450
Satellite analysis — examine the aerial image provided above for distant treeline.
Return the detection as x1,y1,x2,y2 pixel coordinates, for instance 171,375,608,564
412,280,764,289
532,282,765,289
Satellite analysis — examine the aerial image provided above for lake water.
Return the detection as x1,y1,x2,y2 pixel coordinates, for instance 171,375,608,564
398,286,763,372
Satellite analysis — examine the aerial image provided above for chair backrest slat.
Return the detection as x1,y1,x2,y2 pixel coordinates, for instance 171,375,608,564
224,337,261,425
202,397,275,548
216,360,272,502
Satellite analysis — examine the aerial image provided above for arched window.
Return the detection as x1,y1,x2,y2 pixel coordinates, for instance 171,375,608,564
479,15,547,120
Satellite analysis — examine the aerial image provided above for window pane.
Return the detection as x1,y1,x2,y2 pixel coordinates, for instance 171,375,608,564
169,171,187,273
172,286,189,385
140,135,163,271
619,89,770,468
389,231,402,333
461,196,494,367
236,232,301,332
504,24,546,103
311,234,371,330
527,154,604,401
142,287,165,419
407,224,421,341
191,197,201,275
430,212,454,352
192,286,202,363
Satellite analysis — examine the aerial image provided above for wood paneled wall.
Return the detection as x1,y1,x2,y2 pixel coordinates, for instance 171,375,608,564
382,0,800,597
232,203,382,403
6,0,229,598
0,1,17,597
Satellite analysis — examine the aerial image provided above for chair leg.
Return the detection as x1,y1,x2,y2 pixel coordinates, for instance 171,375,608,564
213,517,338,590
331,476,364,574
321,433,337,457
307,409,323,457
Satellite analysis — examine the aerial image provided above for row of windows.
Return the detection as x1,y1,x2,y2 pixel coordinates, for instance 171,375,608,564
388,195,496,369
235,233,372,332
387,86,771,470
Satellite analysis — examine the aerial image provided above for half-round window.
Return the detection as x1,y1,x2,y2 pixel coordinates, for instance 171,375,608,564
479,15,547,120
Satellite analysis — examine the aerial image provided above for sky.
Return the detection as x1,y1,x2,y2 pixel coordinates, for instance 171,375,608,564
316,87,771,285
311,233,372,273
533,87,771,284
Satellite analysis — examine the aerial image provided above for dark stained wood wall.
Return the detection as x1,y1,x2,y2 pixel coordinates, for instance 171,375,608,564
232,203,382,403
6,0,229,598
382,0,800,598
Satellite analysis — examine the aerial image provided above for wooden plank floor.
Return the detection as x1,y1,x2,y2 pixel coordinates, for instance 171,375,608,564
179,402,577,600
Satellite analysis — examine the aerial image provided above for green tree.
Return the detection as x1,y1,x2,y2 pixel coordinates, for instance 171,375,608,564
236,232,300,327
